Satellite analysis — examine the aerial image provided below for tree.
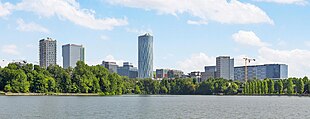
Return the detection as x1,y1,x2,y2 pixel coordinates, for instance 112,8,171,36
264,80,268,94
268,79,274,94
134,85,142,94
296,79,304,94
197,80,213,95
287,78,294,95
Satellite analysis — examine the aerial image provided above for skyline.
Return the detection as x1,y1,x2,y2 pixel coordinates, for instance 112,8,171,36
1,0,310,77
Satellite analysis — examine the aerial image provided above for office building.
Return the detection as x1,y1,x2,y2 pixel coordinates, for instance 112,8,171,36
201,66,217,81
62,44,85,69
156,69,169,79
138,33,153,79
117,62,138,79
168,70,184,79
216,56,234,80
234,64,288,81
39,37,57,68
189,71,202,82
102,61,118,73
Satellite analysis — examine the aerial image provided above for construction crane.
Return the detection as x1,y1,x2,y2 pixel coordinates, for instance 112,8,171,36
243,58,255,82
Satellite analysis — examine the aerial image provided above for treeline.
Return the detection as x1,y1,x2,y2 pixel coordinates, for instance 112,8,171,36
243,77,310,95
0,61,309,96
0,61,241,95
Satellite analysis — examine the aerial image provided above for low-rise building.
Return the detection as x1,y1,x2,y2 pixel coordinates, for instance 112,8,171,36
117,62,138,79
101,61,118,73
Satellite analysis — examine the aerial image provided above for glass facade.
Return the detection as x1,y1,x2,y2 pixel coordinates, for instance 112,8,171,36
234,64,288,81
138,33,153,79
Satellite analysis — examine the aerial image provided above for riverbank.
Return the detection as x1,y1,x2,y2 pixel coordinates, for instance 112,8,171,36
1,92,310,97
2,92,100,96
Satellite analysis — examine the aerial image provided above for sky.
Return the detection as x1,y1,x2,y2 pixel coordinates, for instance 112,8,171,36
0,0,310,77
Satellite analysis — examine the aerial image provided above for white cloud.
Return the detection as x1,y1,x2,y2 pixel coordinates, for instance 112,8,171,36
9,0,128,30
0,59,10,68
1,44,20,55
108,0,273,24
100,35,109,41
258,47,310,77
125,27,153,35
16,19,50,33
232,30,270,47
255,0,308,5
104,55,125,66
187,20,208,25
0,1,13,17
176,53,215,73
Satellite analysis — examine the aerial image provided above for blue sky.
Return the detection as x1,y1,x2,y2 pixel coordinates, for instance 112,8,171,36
0,0,310,77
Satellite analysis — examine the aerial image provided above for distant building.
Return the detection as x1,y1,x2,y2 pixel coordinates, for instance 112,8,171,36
138,33,153,79
216,56,234,80
156,69,169,79
39,37,56,68
102,61,118,73
117,62,138,79
189,71,202,82
62,44,85,69
234,64,288,81
201,66,217,81
168,70,184,79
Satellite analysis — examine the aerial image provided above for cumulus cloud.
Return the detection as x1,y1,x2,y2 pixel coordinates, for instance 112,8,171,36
104,55,125,66
255,0,308,5
232,30,270,47
125,27,153,35
176,53,215,73
0,1,13,17
100,35,109,41
7,0,127,30
187,20,208,25
16,19,49,33
1,44,20,55
108,0,273,25
258,47,310,77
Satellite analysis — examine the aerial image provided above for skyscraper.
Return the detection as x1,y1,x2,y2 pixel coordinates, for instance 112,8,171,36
138,33,153,79
216,56,234,80
39,37,57,68
62,44,85,69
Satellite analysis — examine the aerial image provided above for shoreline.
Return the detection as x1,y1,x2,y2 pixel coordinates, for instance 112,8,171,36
1,92,310,97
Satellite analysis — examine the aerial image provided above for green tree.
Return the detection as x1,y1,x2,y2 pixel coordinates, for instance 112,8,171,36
134,85,141,94
268,79,274,94
287,78,294,95
296,79,304,94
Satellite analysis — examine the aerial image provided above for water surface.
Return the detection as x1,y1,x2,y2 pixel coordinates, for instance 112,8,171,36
0,95,309,119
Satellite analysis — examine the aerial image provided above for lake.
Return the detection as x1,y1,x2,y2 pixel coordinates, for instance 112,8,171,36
0,95,309,119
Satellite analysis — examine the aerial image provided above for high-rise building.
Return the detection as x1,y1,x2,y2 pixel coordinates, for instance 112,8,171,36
216,56,234,80
39,37,57,68
62,44,85,69
234,64,288,81
117,62,138,79
102,61,118,73
138,33,153,79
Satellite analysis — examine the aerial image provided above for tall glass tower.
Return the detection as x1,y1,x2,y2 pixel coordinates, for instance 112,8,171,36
138,33,153,79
